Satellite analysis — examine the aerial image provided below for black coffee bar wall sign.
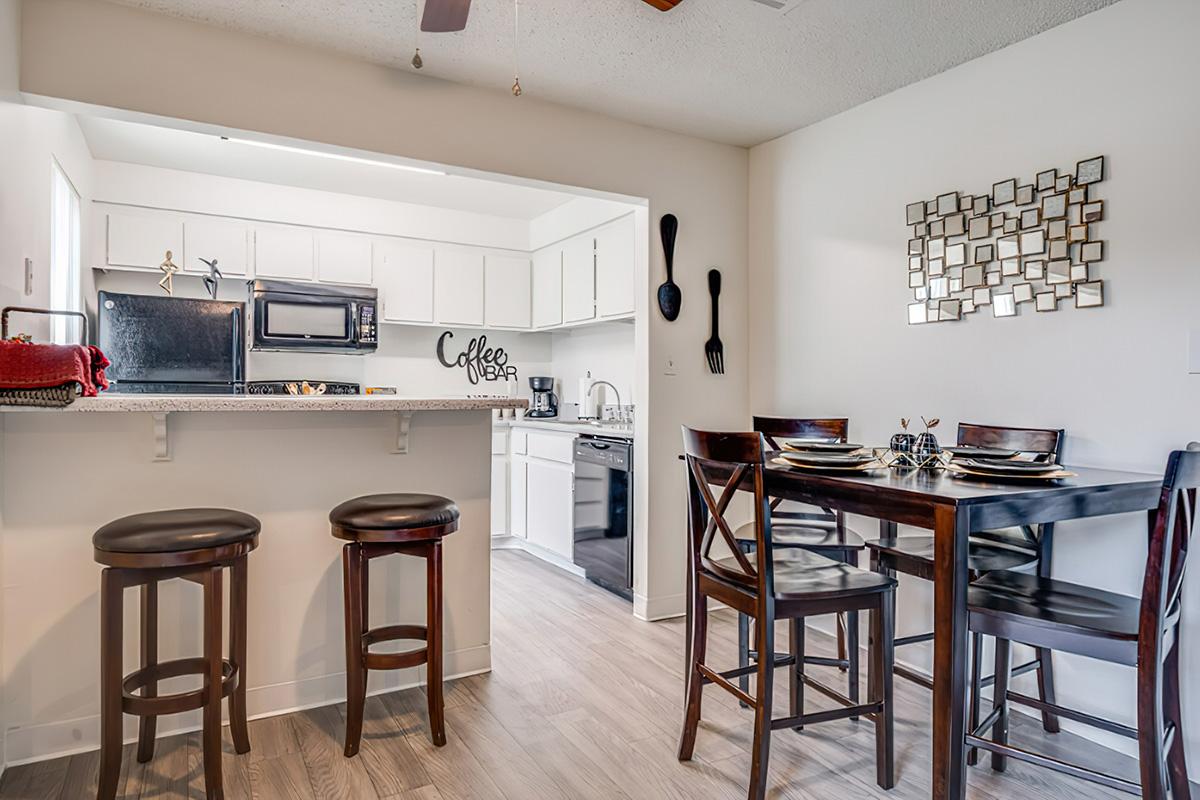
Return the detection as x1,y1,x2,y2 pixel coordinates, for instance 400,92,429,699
436,331,518,384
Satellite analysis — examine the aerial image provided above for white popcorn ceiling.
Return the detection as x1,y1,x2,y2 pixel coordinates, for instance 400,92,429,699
102,0,1119,147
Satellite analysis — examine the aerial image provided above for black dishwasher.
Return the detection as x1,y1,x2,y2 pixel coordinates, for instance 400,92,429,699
572,436,633,600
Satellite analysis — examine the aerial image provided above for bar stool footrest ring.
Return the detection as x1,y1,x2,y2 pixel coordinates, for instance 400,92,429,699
121,657,238,717
362,624,429,671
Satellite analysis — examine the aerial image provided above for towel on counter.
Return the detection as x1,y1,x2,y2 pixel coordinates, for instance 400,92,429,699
0,341,110,399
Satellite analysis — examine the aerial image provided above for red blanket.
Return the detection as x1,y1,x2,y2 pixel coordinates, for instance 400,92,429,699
0,341,110,396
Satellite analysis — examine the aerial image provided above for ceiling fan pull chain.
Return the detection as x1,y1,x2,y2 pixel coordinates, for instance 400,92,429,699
511,0,522,96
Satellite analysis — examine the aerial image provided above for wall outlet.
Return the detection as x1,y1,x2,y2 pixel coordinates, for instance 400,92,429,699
664,357,678,376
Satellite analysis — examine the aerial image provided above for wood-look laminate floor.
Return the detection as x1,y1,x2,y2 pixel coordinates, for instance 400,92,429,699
1,549,1144,799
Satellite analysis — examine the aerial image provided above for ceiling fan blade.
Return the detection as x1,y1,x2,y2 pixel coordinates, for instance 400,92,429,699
642,0,684,9
421,0,472,32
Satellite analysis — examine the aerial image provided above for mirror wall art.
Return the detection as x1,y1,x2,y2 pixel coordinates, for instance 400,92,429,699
905,155,1107,324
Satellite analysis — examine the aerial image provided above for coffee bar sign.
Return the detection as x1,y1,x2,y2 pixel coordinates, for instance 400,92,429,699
436,331,518,384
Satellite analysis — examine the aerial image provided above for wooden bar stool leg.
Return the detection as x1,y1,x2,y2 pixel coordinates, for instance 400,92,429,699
228,556,251,755
136,580,158,763
426,540,446,747
991,637,1012,773
676,589,707,761
97,569,124,800
201,566,225,800
788,618,805,731
748,606,776,800
846,610,860,720
342,543,367,758
736,612,750,708
968,631,983,766
872,589,896,790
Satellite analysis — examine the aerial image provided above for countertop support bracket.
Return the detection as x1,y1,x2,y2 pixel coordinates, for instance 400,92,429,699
151,412,170,462
393,411,413,455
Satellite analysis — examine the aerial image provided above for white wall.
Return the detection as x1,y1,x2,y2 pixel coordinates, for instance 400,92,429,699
19,0,750,624
550,322,635,411
749,0,1199,760
0,98,94,770
0,0,16,100
529,197,633,251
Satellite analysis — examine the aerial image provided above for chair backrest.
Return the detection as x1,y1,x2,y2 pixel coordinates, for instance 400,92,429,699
1141,449,1200,664
753,416,848,526
682,426,774,595
958,422,1065,462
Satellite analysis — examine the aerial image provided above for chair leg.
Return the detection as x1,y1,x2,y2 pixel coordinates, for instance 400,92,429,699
1034,647,1061,734
991,637,1012,773
228,556,251,755
97,569,124,800
426,541,446,747
201,566,225,800
846,610,860,721
342,544,367,758
871,589,896,790
967,632,983,766
789,618,805,731
136,581,158,764
836,613,848,672
1163,638,1190,799
677,590,708,761
748,608,776,800
737,612,750,709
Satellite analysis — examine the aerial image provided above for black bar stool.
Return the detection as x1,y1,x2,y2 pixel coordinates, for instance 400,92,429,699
331,493,460,756
93,508,260,800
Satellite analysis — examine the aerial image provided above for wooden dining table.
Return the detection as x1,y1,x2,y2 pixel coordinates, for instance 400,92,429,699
705,456,1163,799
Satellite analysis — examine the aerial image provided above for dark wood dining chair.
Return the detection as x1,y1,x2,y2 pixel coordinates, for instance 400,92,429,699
732,417,869,710
865,422,1065,748
966,447,1197,798
678,426,896,800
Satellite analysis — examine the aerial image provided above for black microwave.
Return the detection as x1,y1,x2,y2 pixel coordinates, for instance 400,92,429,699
248,279,378,354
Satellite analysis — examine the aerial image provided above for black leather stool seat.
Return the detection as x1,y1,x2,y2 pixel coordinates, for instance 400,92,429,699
330,493,460,531
93,508,260,554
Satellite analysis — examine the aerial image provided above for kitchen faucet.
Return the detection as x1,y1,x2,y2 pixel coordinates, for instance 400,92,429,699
585,380,622,422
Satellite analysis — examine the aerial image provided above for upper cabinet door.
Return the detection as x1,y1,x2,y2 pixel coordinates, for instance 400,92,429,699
255,227,314,281
107,212,184,270
183,218,250,276
562,234,596,323
531,246,563,329
484,255,532,329
435,248,485,327
316,231,373,286
374,241,435,323
595,214,636,318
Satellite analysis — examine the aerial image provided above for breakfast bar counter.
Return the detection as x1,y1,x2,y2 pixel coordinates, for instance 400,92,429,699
0,396,523,765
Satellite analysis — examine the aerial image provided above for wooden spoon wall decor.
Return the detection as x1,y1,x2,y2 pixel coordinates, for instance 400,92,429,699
658,214,681,321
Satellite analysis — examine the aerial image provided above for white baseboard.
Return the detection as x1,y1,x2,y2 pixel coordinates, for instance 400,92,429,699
634,591,685,621
490,536,584,577
3,644,489,768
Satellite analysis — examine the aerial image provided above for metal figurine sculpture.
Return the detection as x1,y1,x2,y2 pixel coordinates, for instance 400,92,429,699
158,250,180,296
198,257,223,300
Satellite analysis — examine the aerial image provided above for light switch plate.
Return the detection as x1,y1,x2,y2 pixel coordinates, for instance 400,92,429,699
1189,329,1200,374
24,258,32,296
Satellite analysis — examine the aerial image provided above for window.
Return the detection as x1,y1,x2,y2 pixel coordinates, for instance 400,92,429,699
50,160,81,344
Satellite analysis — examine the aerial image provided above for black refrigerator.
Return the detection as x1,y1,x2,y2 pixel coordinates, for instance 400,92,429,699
98,291,245,394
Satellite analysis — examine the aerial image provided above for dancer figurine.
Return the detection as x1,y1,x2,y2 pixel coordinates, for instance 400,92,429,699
198,257,223,299
158,250,179,295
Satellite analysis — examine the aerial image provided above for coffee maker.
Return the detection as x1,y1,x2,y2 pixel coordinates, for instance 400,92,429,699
527,376,559,418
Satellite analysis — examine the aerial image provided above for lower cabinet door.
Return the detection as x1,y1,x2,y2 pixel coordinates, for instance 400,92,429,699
491,453,509,537
509,455,528,539
525,459,574,559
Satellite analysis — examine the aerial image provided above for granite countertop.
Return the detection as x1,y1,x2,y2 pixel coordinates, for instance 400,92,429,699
496,417,634,440
1,395,529,413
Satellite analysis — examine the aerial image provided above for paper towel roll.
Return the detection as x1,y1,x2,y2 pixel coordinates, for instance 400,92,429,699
578,376,593,415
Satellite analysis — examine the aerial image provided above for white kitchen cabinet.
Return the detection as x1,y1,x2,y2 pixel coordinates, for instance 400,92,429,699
435,248,485,327
491,431,509,537
509,454,528,539
484,255,532,329
107,212,184,271
374,241,435,323
316,231,372,285
525,459,574,560
255,226,314,281
183,218,250,276
562,234,596,323
531,246,563,329
595,214,636,318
